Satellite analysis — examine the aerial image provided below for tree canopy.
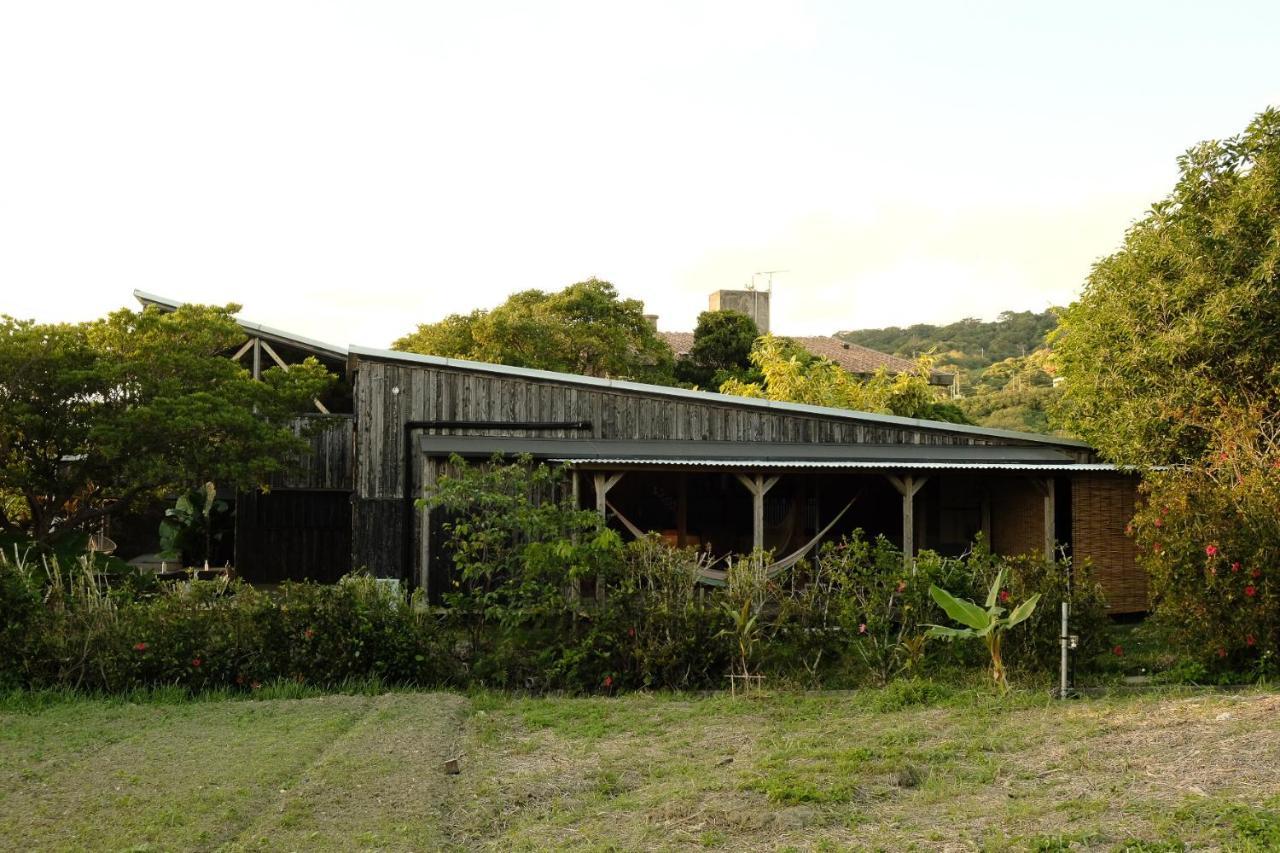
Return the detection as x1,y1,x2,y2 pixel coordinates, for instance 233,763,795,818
0,304,334,543
720,335,971,423
393,278,676,384
1054,107,1280,466
674,309,759,388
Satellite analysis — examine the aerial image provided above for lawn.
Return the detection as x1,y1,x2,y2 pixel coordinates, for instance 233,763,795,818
3,684,1280,851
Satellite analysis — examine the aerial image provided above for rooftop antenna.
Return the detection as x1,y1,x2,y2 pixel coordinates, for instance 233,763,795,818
752,269,787,292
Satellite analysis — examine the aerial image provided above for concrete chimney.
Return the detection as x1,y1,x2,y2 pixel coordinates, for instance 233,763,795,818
709,289,770,334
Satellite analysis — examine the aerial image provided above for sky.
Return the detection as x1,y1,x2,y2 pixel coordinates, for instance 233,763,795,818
2,1,1278,347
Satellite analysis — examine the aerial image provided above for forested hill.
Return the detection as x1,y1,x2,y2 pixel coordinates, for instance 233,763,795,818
836,310,1059,372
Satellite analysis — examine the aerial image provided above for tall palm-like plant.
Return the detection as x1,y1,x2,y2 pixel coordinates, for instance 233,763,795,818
926,569,1039,692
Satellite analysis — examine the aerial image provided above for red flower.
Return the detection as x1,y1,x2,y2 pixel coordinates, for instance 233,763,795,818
1246,634,1257,647
627,627,636,638
133,642,148,652
1112,645,1124,657
235,674,245,685
896,580,907,593
191,657,202,668
998,590,1011,603
858,623,867,635
1206,544,1219,557
603,675,613,688
1153,543,1164,554
1125,524,1133,536
1153,518,1163,528
304,628,315,640
1218,647,1228,658
1232,562,1241,573
251,681,262,690
1245,585,1257,598
1251,568,1262,579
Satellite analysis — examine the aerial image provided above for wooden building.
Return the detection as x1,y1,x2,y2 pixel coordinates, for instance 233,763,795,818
135,292,1148,614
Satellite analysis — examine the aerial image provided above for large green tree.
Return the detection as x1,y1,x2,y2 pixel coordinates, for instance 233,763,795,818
674,309,759,388
394,278,676,384
0,303,334,544
1055,108,1280,466
1055,108,1280,666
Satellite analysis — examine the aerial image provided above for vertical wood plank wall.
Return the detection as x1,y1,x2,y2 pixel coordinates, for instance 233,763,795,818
348,357,1093,580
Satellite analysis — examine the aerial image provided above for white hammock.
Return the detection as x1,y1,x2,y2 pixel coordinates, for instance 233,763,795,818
603,497,857,586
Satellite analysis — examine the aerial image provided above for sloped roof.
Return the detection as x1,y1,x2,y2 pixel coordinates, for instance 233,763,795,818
661,331,953,385
350,344,1090,450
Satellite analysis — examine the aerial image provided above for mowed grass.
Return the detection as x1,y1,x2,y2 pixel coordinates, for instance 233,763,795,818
3,684,1280,851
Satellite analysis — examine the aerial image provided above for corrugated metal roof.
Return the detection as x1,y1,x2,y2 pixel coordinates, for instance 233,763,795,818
133,290,349,361
419,435,1081,464
552,459,1128,472
353,344,1092,450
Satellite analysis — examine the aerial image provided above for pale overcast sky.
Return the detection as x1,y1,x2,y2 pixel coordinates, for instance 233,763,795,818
2,1,1278,346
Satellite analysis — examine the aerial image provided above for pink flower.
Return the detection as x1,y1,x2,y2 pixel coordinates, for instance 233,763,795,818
133,642,148,652
1251,568,1262,579
896,580,907,593
1245,585,1257,598
1246,634,1257,647
1153,519,1163,528
1232,562,1241,573
303,628,315,640
1112,645,1124,657
603,675,613,688
998,590,1011,603
191,657,202,668
858,623,867,635
1125,524,1134,536
1206,544,1219,557
627,627,636,638
1217,647,1228,658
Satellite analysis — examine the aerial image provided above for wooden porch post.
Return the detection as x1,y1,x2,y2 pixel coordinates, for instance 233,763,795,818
677,474,688,547
1034,477,1056,561
735,474,779,561
886,474,928,568
418,456,438,593
593,472,624,517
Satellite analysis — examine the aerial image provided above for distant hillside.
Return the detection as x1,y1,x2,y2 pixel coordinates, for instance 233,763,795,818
837,309,1068,437
836,310,1059,373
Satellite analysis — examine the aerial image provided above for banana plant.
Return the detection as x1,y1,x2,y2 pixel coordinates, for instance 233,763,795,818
925,568,1039,693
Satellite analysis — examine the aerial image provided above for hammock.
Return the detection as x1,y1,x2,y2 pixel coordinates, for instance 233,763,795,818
603,497,857,586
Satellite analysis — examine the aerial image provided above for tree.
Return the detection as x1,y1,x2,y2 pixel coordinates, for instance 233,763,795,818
0,304,334,545
674,309,759,388
1054,107,1280,667
720,335,971,423
394,278,676,384
1054,108,1280,467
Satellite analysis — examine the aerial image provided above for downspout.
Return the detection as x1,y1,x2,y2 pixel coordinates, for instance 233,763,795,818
401,419,593,596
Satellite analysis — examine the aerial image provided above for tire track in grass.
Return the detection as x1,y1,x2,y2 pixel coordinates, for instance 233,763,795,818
220,692,469,852
0,695,374,851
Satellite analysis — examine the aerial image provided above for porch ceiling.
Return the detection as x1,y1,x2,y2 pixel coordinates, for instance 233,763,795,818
418,435,1096,466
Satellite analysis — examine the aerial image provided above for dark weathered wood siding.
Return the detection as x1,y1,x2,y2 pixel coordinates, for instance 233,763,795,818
269,414,354,491
235,490,352,583
351,359,1081,501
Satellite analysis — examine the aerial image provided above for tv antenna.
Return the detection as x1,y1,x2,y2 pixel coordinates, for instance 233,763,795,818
750,269,787,292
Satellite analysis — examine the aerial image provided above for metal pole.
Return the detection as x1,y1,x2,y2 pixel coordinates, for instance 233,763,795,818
1059,600,1070,699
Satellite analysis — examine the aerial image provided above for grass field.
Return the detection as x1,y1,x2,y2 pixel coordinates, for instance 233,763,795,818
3,683,1280,851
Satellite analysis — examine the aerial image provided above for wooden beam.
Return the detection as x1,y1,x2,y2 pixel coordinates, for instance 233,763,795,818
259,339,290,371
1041,477,1056,561
231,339,254,362
418,457,438,593
886,474,928,567
735,474,779,557
677,474,688,548
593,472,624,516
252,338,262,380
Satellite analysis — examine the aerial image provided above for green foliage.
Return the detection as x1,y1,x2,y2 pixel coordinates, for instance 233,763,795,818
926,567,1040,692
0,304,334,542
1055,107,1280,466
393,278,676,384
1054,108,1280,670
720,335,972,423
674,309,760,388
158,481,231,565
0,548,453,693
838,310,1060,373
